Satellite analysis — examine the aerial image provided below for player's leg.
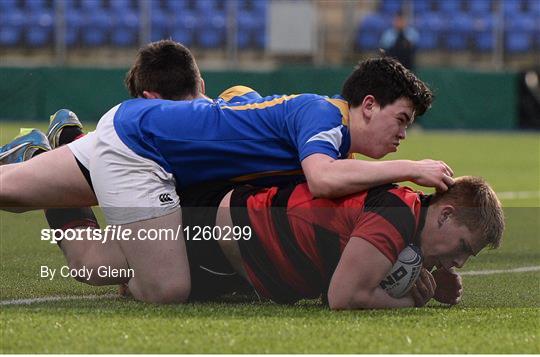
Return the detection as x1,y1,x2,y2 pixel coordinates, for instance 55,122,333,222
89,110,190,303
43,111,130,286
0,145,97,210
59,237,130,286
114,211,191,303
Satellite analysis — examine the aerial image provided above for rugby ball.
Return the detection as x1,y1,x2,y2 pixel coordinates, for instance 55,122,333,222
380,245,423,298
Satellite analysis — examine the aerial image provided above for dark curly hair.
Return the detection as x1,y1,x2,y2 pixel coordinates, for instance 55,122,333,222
341,57,433,116
125,40,201,100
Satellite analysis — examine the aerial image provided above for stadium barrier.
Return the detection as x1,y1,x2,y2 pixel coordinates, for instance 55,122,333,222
0,66,518,129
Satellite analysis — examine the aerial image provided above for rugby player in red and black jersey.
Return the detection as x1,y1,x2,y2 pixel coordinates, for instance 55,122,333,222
96,175,503,309
196,175,504,309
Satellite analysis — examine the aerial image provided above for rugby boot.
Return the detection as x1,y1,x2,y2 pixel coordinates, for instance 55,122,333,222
0,128,51,164
47,109,83,149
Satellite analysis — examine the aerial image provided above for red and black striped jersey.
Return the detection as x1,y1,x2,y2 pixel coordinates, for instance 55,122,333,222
230,182,429,304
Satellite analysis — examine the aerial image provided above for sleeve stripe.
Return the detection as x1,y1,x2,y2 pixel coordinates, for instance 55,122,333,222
305,125,344,158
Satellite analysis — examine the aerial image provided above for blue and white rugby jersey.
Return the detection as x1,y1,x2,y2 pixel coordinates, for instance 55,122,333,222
113,93,351,189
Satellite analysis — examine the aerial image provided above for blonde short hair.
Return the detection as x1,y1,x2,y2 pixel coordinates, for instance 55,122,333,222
430,176,505,249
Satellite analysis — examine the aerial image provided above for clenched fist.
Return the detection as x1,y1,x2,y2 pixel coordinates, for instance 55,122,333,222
432,267,463,305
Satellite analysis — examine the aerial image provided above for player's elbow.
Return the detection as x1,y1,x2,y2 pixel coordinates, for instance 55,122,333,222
307,174,337,198
328,289,374,310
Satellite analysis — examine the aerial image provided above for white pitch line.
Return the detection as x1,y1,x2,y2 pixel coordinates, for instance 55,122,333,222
460,266,540,276
497,191,540,200
0,293,118,306
1,267,540,306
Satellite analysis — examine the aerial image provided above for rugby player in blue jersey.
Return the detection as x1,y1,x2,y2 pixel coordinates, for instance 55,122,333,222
1,45,455,303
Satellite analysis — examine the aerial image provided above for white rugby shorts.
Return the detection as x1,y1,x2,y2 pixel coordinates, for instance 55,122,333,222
87,104,180,224
67,130,95,170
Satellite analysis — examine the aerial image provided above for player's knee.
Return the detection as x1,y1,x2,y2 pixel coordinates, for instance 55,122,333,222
142,280,191,304
66,253,106,286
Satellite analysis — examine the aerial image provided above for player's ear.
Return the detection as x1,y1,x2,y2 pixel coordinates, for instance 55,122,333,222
361,95,377,122
438,205,455,228
199,78,206,95
142,91,162,99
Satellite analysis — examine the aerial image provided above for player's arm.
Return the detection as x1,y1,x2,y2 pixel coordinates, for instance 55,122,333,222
327,238,434,310
301,153,454,198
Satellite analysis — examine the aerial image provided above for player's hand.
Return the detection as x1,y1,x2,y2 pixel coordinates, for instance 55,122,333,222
410,159,455,192
411,268,436,307
118,283,132,298
432,267,463,305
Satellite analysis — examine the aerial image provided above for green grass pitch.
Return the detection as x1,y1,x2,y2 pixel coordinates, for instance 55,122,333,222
1,121,539,353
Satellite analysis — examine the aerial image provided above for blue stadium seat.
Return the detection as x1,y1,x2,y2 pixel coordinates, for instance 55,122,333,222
113,10,139,29
436,0,461,14
506,15,536,31
356,14,390,50
171,29,194,47
1,4,24,46
254,28,266,48
473,31,494,51
82,12,112,47
194,0,221,12
414,13,445,50
170,11,197,46
503,0,525,15
165,0,189,12
0,26,22,46
26,25,52,47
23,0,49,11
380,0,404,15
359,14,389,32
529,0,540,14
472,15,496,52
236,28,250,49
445,16,473,50
150,8,170,41
1,8,26,27
237,8,266,49
195,9,226,48
111,28,138,46
504,15,536,53
505,31,532,53
252,0,267,12
197,28,225,48
468,0,492,15
112,10,139,47
65,8,84,46
81,0,104,11
0,0,18,11
237,10,262,30
110,0,133,11
1,9,26,46
25,10,54,47
172,10,197,30
63,0,77,12
412,0,432,14
237,14,255,45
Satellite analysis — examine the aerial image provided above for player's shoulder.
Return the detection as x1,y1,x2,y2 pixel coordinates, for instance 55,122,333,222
218,85,262,103
292,94,349,119
365,184,422,211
